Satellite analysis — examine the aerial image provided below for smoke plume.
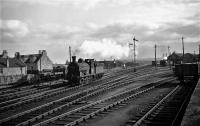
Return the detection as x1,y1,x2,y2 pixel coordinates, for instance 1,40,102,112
77,39,129,60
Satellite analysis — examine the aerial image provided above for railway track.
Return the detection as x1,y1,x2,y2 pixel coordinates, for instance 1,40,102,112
11,71,172,126
0,66,165,112
1,67,172,124
31,77,176,126
0,80,64,102
0,65,160,104
0,65,149,101
102,65,151,79
126,80,197,126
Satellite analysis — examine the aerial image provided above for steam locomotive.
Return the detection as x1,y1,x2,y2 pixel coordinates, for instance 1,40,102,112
66,56,104,86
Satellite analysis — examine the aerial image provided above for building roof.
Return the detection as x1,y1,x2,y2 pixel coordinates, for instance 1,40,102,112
0,58,26,68
20,54,42,63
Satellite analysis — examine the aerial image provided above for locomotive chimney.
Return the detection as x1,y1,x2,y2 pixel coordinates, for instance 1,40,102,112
72,56,76,63
15,52,20,59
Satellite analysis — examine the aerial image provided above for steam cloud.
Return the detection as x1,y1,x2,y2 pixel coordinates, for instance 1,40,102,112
77,39,129,60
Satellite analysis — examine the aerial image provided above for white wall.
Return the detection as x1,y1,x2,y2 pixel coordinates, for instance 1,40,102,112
1,67,27,76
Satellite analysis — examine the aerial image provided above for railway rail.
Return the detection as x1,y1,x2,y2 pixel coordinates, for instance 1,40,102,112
15,71,171,126
0,66,166,112
126,80,197,126
0,67,171,126
0,80,64,102
0,65,148,101
32,77,176,126
0,65,158,103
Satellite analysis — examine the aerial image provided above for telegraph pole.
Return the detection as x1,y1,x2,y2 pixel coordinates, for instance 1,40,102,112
168,45,171,69
155,44,157,68
168,46,170,56
199,45,200,63
133,36,138,72
181,37,185,83
69,46,72,63
182,37,184,63
129,43,133,64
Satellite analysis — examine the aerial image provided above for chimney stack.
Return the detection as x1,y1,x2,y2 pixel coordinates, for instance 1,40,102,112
2,50,8,58
6,58,9,67
39,50,47,56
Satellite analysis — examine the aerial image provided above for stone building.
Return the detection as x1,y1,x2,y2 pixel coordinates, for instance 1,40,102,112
0,50,27,85
0,50,27,76
0,58,27,76
0,57,27,76
17,50,53,74
0,50,9,58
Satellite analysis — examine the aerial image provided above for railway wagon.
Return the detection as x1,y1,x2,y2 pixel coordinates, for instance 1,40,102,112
199,63,200,75
174,63,199,81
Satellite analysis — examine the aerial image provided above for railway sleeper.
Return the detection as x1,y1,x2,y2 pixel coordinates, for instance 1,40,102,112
149,112,175,117
126,120,137,125
79,110,95,114
68,114,83,119
84,107,99,111
60,116,76,122
146,118,173,123
154,110,178,115
142,120,170,126
10,72,170,125
134,114,143,119
75,113,87,117
52,119,68,125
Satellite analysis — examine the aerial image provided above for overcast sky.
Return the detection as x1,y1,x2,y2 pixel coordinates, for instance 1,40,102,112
0,0,200,63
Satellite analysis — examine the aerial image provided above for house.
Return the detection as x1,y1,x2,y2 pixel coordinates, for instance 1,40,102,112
167,52,182,65
0,51,27,76
16,50,53,74
0,50,8,58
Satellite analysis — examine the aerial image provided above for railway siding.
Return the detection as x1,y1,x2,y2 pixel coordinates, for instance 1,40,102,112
32,77,175,126
0,67,165,118
0,66,172,126
15,74,170,126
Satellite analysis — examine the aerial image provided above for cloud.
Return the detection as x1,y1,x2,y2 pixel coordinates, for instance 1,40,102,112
0,19,29,38
165,23,200,37
88,23,150,42
33,23,82,40
77,39,129,60
87,21,200,43
1,0,199,63
3,0,131,10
